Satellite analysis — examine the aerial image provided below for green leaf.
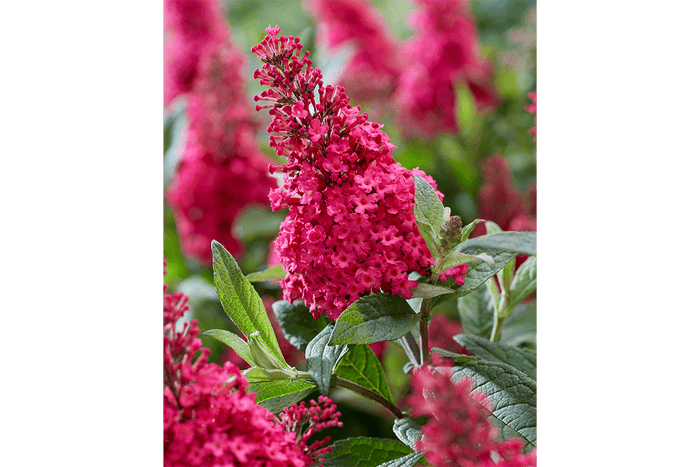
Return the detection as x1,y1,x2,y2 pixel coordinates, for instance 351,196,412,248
457,232,536,257
202,329,254,366
413,175,445,232
242,366,298,383
509,256,537,307
393,417,423,450
410,283,455,299
245,264,286,282
305,324,349,395
248,379,316,414
452,361,537,449
376,453,424,467
485,220,503,234
457,284,495,339
211,241,285,364
437,250,495,275
322,437,415,467
272,300,330,352
431,347,478,364
453,334,537,380
460,219,485,242
416,220,440,259
329,293,420,346
336,344,395,405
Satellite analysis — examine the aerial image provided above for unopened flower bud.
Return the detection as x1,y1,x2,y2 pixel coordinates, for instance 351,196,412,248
439,216,463,252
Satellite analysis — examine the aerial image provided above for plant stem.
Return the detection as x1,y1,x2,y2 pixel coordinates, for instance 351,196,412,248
419,298,432,365
335,377,404,419
490,315,505,342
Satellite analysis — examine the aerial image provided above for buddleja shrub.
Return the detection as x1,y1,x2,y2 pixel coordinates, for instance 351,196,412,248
167,25,537,467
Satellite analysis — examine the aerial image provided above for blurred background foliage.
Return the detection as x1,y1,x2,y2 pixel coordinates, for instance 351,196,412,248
164,0,535,441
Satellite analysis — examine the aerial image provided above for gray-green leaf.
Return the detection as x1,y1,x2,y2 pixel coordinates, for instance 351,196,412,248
245,264,286,282
457,284,495,339
452,361,537,449
438,250,495,275
457,232,536,257
306,324,349,395
413,175,445,232
431,347,478,364
322,437,415,467
329,294,420,346
453,334,536,380
272,300,330,352
211,241,285,364
202,329,254,366
508,256,537,307
393,417,423,450
336,344,395,405
410,283,455,299
376,453,424,467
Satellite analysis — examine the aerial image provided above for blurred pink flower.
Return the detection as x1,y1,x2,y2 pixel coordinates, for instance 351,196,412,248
395,0,499,137
524,91,537,142
303,0,402,103
165,1,276,265
405,356,537,466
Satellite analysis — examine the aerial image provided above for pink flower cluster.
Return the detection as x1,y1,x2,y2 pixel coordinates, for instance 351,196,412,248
405,356,537,467
165,0,276,265
279,396,344,464
396,0,499,137
252,26,465,319
164,265,338,466
303,0,402,104
524,91,537,143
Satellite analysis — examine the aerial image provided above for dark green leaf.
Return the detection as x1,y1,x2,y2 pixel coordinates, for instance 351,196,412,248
272,300,330,352
376,453,424,467
329,294,420,345
453,334,536,380
202,329,254,366
248,379,316,414
431,347,478,364
452,361,537,449
413,175,445,232
393,417,423,450
457,284,495,339
336,344,395,405
509,257,537,307
306,324,349,395
211,241,285,364
245,264,286,282
457,231,536,257
322,437,415,467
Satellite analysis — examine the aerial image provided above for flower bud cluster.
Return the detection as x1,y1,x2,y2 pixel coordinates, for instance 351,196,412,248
252,26,463,319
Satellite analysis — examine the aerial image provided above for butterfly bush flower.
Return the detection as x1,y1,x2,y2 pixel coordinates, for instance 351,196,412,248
165,0,276,265
524,91,537,142
164,0,229,106
405,356,537,467
252,26,465,319
396,0,499,137
279,396,344,465
303,0,402,103
164,264,338,467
